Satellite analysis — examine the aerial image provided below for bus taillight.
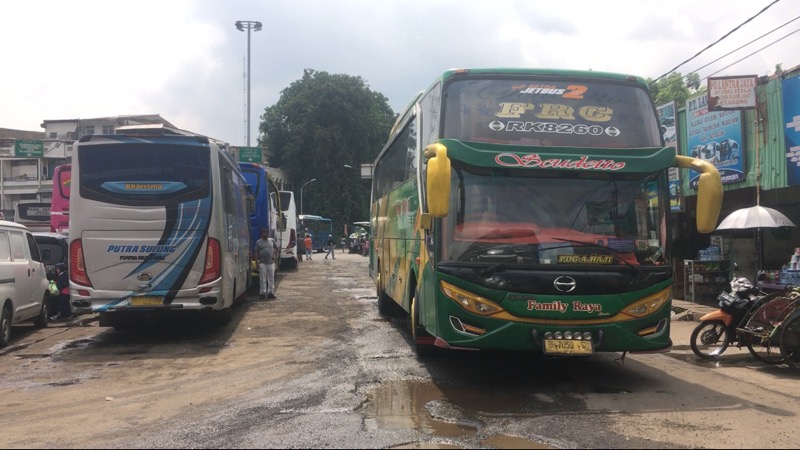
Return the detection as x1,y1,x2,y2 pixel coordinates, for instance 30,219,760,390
287,228,296,250
200,237,221,284
69,238,92,287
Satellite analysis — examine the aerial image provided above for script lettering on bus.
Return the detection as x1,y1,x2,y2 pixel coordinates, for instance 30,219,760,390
495,153,626,171
526,300,603,313
526,300,568,313
125,183,164,190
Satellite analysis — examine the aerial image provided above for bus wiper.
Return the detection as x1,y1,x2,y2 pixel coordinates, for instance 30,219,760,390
478,244,536,277
551,237,647,281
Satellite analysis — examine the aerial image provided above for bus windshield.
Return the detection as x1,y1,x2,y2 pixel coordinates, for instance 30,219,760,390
441,167,666,267
78,143,209,205
442,77,662,148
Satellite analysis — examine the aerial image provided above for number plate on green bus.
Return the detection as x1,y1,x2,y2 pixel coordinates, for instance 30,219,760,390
130,296,163,307
544,339,593,355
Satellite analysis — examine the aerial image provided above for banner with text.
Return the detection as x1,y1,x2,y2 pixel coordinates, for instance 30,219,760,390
783,76,800,186
707,75,758,110
685,93,746,188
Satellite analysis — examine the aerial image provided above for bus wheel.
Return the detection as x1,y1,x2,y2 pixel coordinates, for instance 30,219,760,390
409,291,433,358
376,265,393,316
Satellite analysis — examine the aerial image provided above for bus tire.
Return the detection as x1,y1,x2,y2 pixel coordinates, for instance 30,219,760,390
376,265,398,317
410,289,434,358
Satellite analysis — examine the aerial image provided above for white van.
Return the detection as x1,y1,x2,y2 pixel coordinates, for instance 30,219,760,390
0,220,51,347
278,191,298,269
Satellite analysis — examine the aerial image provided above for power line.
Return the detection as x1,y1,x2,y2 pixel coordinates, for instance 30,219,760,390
650,0,782,84
650,16,799,93
685,15,800,79
705,27,800,78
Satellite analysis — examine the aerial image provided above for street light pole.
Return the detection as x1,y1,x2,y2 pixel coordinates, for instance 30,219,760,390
235,20,262,147
300,178,317,215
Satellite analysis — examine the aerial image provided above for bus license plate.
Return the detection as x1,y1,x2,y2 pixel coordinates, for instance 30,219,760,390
130,296,163,307
544,339,593,355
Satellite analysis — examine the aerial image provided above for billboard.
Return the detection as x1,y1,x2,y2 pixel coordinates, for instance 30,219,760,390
783,76,800,186
685,93,746,187
657,102,682,212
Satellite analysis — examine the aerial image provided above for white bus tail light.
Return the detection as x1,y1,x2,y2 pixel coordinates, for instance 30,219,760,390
200,237,221,284
69,238,92,287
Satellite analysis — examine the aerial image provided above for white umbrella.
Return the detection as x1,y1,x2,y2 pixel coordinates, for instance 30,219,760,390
716,205,796,230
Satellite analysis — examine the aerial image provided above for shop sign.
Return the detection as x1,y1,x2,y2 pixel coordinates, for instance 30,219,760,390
707,75,758,110
14,139,44,158
784,76,800,186
685,93,746,188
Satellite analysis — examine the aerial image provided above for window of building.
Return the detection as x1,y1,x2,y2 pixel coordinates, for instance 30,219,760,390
50,132,58,139
102,125,114,134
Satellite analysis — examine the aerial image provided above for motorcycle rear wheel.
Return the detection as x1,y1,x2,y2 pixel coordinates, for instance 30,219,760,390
779,312,800,373
690,320,730,359
742,333,783,364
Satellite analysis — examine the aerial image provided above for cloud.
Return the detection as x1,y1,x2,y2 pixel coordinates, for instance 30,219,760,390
2,0,798,147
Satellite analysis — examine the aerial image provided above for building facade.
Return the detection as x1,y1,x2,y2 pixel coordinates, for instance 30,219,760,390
0,115,176,221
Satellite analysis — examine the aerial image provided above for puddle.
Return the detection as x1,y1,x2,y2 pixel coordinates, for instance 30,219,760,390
63,339,93,350
367,380,554,447
15,353,51,359
46,379,82,387
481,434,553,449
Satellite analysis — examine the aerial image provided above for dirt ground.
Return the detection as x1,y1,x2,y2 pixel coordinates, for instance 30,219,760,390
1,251,799,449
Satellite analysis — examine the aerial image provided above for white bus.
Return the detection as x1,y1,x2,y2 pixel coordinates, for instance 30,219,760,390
278,191,298,269
68,125,251,328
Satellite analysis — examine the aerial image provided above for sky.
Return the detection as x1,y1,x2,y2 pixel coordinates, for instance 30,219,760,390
2,0,799,148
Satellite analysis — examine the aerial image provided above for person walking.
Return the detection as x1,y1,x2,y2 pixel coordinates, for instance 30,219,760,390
255,228,278,299
50,263,73,320
304,234,313,261
325,234,336,260
296,234,305,264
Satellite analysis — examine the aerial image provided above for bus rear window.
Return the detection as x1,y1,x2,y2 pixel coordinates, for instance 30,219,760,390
79,144,210,205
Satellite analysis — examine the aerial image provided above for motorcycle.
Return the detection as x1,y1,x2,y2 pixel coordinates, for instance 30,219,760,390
690,275,783,363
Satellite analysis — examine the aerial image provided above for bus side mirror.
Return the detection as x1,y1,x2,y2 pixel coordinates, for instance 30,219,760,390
675,155,723,233
424,143,451,218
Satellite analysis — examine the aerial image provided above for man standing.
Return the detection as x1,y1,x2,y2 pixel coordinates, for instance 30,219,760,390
256,228,278,299
304,234,313,261
325,234,336,260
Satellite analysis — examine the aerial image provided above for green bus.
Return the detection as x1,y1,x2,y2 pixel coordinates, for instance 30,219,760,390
369,68,722,356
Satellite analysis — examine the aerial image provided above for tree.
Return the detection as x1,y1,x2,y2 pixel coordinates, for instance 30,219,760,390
258,69,396,234
647,72,700,108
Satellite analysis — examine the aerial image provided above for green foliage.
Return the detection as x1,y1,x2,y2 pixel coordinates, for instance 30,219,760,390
258,69,396,233
647,72,702,108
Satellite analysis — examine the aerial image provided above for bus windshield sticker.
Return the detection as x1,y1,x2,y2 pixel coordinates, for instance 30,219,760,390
556,254,615,264
100,181,188,195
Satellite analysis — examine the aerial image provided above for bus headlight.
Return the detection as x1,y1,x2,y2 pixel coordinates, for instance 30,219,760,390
440,281,503,316
621,289,671,318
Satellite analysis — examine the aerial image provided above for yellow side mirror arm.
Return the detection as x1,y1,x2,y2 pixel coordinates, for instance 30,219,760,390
675,155,723,233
